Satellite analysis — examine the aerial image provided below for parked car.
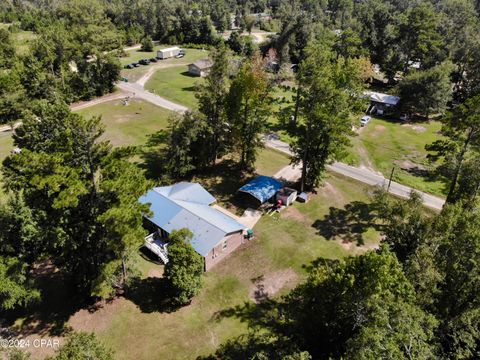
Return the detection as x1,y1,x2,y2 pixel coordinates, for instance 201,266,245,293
139,59,150,65
132,62,140,67
124,64,134,69
150,57,158,63
175,54,184,58
179,49,186,55
360,115,371,127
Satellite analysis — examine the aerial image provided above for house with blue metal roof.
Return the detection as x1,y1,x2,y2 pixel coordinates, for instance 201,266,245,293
139,182,247,270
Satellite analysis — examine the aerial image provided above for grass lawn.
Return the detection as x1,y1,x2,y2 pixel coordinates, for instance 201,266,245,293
145,66,202,109
1,23,37,55
72,172,381,360
120,47,207,66
255,147,291,176
120,48,208,83
76,99,172,147
345,117,446,197
0,131,13,202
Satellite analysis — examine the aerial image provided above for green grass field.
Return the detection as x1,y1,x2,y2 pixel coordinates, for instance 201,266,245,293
145,66,202,109
255,147,290,176
0,131,13,202
76,99,172,147
120,46,208,66
120,48,208,83
345,117,446,196
89,172,380,360
0,23,37,55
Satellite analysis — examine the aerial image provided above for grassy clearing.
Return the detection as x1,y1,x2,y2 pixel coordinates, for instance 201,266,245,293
83,172,381,360
255,147,291,176
76,99,172,147
0,131,13,202
145,66,202,109
346,117,446,196
120,48,208,83
119,47,207,66
1,23,37,55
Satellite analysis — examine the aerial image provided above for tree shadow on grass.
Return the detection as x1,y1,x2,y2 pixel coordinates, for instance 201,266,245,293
125,277,182,314
138,130,169,180
2,261,88,337
312,201,383,246
213,298,281,331
180,71,199,78
193,159,256,214
181,86,197,92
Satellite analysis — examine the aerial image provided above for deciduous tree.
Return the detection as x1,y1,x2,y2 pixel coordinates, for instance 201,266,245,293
426,95,480,203
227,55,271,170
291,41,363,191
164,229,204,305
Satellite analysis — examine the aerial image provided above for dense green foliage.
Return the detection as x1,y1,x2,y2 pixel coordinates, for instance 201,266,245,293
0,0,480,358
426,94,480,204
227,55,271,169
1,101,151,299
163,229,204,305
290,41,364,190
49,332,114,360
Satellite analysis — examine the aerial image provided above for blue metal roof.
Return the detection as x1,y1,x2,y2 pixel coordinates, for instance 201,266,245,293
139,183,246,257
238,176,283,203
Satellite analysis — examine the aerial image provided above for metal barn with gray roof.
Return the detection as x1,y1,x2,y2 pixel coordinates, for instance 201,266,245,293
139,182,247,270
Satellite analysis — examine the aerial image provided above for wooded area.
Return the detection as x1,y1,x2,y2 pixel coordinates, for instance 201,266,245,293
0,0,479,359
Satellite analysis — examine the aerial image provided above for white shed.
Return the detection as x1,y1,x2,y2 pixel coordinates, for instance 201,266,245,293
276,188,298,206
157,46,181,59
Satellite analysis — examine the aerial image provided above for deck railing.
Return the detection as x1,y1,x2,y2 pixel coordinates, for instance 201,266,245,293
144,233,169,264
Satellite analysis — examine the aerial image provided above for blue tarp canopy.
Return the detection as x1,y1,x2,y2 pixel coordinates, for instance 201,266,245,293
238,176,283,204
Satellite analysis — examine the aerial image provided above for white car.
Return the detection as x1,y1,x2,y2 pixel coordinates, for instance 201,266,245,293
360,115,371,127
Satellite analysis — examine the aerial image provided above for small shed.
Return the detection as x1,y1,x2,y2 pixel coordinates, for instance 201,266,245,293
238,176,283,204
157,46,181,59
188,58,213,77
276,188,297,206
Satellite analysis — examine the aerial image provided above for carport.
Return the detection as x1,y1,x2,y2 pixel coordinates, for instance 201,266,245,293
238,176,283,204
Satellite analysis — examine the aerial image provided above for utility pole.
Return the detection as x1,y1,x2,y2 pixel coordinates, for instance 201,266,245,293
387,166,395,191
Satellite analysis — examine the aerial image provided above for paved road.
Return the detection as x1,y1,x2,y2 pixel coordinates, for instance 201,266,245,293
265,138,445,211
70,92,127,111
116,82,188,113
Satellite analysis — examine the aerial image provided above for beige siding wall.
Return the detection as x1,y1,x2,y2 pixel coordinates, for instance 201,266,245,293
204,231,244,271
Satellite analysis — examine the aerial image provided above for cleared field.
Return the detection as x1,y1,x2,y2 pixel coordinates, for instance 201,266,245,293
0,131,13,202
120,48,208,83
255,147,290,176
70,172,380,360
0,23,37,55
346,117,446,197
76,98,172,147
144,66,202,109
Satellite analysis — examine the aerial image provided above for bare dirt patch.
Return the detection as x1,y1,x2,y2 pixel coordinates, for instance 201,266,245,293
113,113,136,123
282,206,309,225
148,268,163,278
69,298,125,333
402,124,427,133
249,269,299,303
371,124,386,137
318,181,345,205
395,159,426,171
